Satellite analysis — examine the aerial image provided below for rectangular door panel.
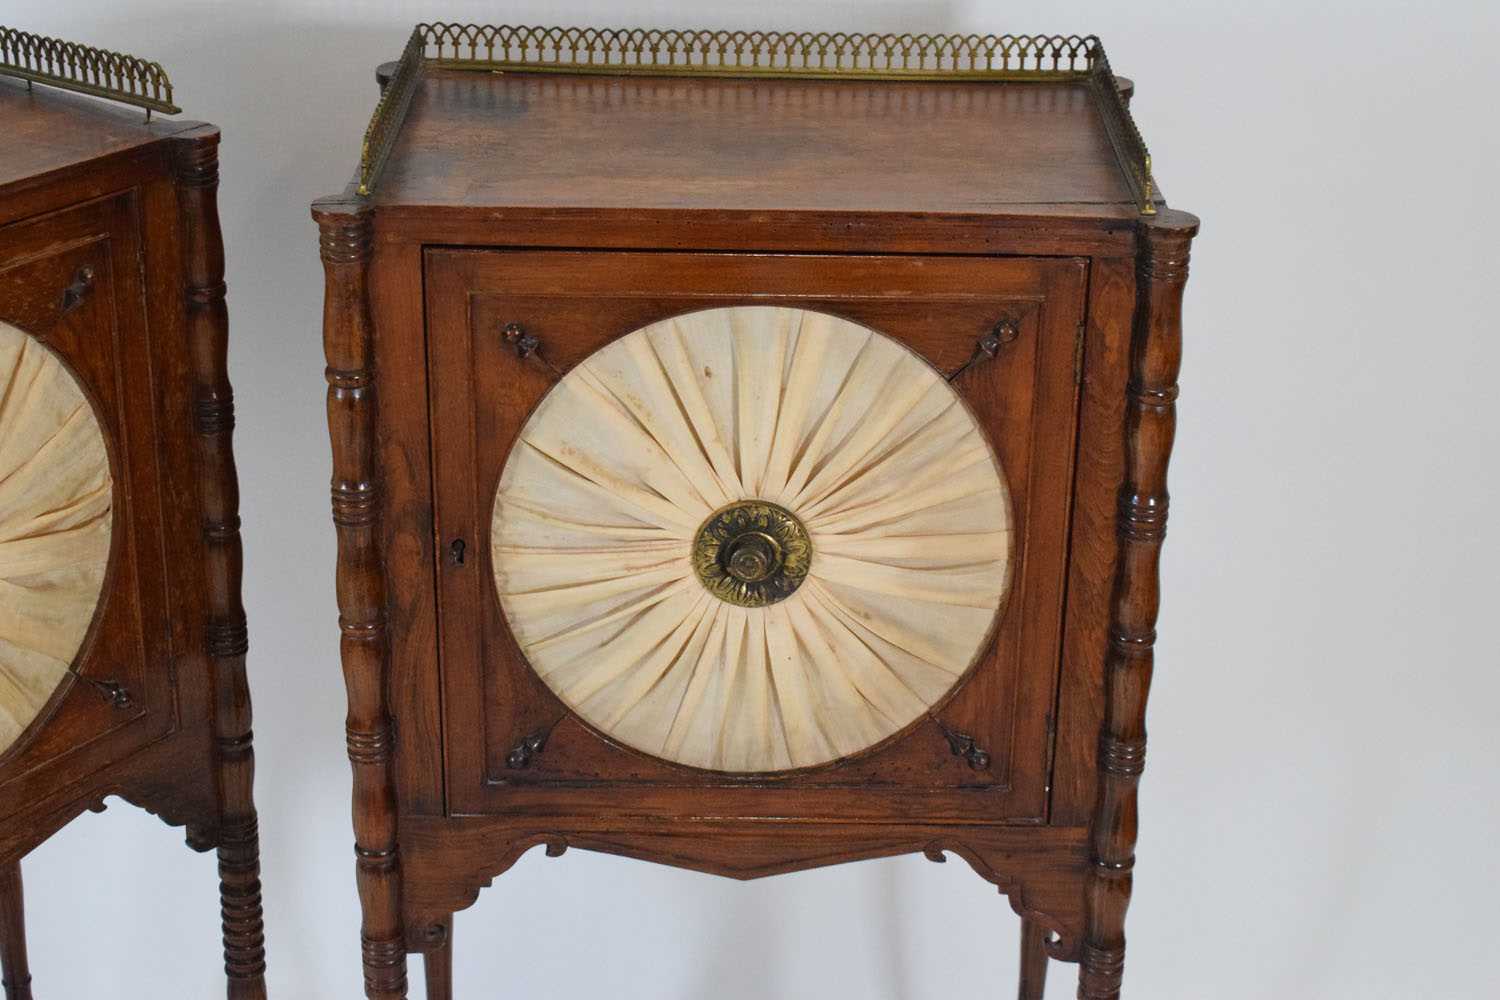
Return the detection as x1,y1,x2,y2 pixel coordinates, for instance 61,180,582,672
426,249,1086,823
0,193,178,798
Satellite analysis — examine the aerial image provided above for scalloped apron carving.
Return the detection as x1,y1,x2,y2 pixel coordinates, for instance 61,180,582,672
490,306,1012,772
0,319,113,756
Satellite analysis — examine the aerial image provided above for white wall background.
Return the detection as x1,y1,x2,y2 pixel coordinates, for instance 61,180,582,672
4,1,1498,997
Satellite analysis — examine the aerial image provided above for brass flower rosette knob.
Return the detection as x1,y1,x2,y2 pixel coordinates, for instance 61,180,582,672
692,501,811,608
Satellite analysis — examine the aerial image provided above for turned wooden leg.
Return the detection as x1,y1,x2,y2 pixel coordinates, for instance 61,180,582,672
316,202,406,1000
422,919,453,1000
1018,917,1049,1000
1079,211,1199,1000
0,861,33,1000
172,129,269,1000
217,811,266,999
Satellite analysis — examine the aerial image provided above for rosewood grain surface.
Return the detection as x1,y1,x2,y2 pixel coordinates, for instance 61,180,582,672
0,79,197,190
376,71,1142,216
1052,257,1137,826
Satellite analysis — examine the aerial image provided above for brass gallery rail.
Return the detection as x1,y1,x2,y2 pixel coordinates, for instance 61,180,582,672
0,25,180,116
356,22,1156,214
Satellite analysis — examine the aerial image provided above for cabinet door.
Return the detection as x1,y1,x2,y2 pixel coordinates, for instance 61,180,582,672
426,250,1085,823
0,194,178,799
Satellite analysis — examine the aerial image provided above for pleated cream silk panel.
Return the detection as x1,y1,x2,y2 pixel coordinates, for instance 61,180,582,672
490,306,1011,772
0,320,114,756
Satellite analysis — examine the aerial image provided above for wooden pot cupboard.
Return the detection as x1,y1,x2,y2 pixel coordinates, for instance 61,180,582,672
313,23,1199,1000
0,28,265,1000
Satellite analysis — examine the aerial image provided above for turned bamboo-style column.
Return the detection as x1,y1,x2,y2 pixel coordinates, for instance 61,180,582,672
174,128,267,1000
314,201,407,1000
1079,209,1199,1000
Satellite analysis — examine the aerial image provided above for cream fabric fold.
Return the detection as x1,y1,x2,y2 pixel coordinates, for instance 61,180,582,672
491,306,1011,772
0,320,113,756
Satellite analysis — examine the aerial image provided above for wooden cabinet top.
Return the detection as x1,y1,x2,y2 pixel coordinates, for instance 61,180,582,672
0,26,193,194
0,80,198,193
347,26,1161,224
371,70,1148,218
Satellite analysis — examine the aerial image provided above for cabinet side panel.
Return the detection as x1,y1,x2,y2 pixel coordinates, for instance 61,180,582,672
373,240,444,815
1051,257,1135,826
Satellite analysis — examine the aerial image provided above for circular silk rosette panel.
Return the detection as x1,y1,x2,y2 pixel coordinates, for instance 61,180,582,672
490,306,1012,772
0,320,113,757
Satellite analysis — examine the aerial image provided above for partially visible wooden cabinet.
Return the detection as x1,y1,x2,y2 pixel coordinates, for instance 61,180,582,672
0,30,265,999
316,22,1198,1000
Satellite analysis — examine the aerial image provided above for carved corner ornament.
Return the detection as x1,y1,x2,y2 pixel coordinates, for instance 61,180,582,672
932,716,993,770
505,731,548,770
505,717,563,770
499,322,562,379
921,841,1077,961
